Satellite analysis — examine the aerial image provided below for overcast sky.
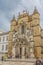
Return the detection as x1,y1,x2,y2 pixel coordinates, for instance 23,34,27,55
0,0,43,31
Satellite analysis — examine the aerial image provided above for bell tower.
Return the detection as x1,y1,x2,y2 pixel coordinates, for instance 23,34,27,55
31,7,41,59
8,16,17,58
10,16,17,31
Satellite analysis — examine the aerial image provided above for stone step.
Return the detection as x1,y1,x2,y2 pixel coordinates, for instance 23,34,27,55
0,59,36,65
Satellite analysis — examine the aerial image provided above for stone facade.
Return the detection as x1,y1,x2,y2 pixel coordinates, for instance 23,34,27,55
8,7,41,59
0,7,43,65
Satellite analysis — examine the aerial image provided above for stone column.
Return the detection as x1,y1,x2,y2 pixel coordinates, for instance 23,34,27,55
22,46,25,59
30,48,35,58
30,42,35,58
12,46,15,58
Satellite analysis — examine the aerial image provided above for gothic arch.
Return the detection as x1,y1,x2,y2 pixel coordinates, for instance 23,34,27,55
12,37,30,58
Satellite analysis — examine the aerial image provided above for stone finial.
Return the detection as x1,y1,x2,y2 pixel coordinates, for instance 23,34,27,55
23,9,28,14
33,6,40,15
18,12,20,16
23,10,26,13
11,15,16,22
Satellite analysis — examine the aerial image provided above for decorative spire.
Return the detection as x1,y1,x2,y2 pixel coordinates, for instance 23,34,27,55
12,15,16,21
11,15,16,22
23,9,28,16
33,6,40,15
18,12,20,16
23,9,28,14
25,9,28,14
23,10,26,13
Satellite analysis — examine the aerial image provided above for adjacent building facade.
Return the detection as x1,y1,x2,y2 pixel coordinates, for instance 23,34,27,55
0,7,43,61
0,31,9,59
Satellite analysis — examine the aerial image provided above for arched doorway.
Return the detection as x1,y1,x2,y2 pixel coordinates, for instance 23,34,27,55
12,37,35,59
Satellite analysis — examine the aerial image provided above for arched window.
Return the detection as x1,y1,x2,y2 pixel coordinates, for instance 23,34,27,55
20,47,22,58
21,24,25,34
25,48,26,58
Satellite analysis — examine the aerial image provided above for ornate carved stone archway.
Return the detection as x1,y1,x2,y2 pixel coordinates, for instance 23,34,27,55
12,36,35,59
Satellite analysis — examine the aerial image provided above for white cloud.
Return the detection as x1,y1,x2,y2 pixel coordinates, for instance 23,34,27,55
0,0,43,31
13,0,43,28
0,10,10,31
11,0,43,15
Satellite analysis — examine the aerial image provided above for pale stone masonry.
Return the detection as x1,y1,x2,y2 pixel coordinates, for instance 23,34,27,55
0,7,43,65
8,7,41,59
